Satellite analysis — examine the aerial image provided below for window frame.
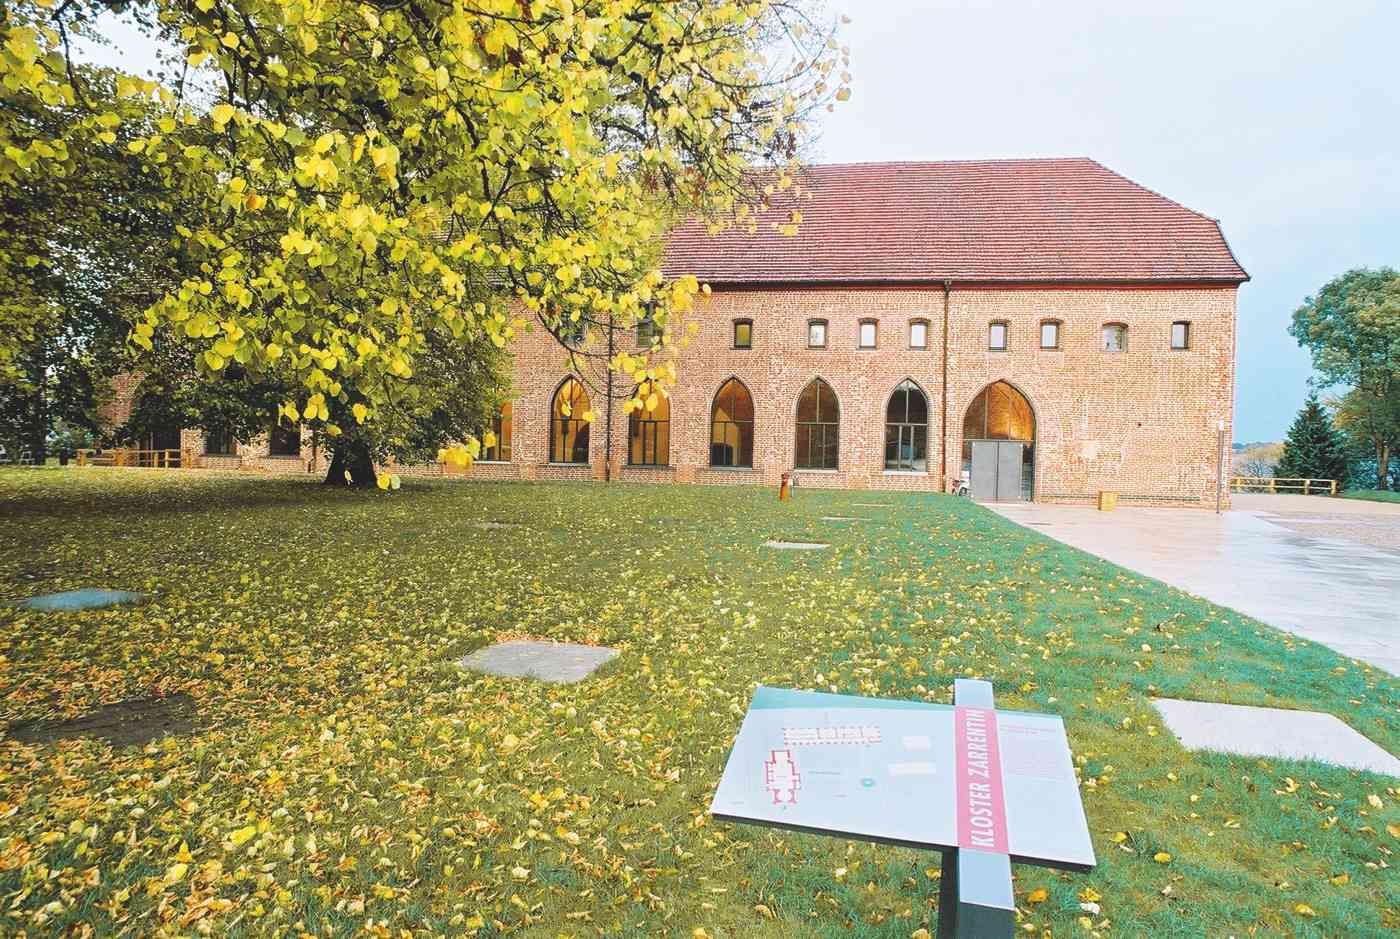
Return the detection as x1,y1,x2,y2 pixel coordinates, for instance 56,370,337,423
627,390,670,467
1171,320,1191,351
710,377,755,469
806,318,828,349
884,379,929,473
794,378,840,471
481,402,512,462
635,313,661,349
560,315,587,347
1101,322,1129,353
268,423,301,457
988,320,1009,352
732,318,753,350
204,429,237,456
1039,319,1062,351
549,378,592,464
858,318,878,349
909,318,930,350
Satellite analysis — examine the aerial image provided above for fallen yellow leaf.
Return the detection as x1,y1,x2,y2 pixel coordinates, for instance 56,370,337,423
1153,852,1172,864
1026,887,1048,904
1294,903,1316,917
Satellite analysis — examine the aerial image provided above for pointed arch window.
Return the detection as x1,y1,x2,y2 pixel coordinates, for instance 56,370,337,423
884,381,928,471
483,402,512,461
710,378,754,468
795,378,839,469
628,388,670,466
550,378,591,464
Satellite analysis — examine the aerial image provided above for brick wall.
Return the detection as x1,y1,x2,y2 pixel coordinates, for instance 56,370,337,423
120,282,1236,504
494,283,1237,505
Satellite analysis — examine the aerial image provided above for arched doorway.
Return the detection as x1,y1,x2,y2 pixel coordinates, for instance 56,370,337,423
962,381,1035,501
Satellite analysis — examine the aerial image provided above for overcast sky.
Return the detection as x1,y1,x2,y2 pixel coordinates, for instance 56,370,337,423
82,1,1398,441
819,0,1399,441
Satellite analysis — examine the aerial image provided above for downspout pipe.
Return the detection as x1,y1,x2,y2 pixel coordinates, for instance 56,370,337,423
940,279,951,491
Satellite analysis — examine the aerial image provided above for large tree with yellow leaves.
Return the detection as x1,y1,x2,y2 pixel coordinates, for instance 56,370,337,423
3,0,846,483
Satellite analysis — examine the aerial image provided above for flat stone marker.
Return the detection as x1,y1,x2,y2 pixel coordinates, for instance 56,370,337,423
763,540,828,550
21,589,142,611
852,503,888,508
821,516,866,522
459,640,617,683
1153,698,1400,778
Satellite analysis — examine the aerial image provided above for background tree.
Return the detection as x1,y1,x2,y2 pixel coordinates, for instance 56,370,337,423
1275,393,1348,488
1330,387,1400,490
1233,441,1283,479
1290,267,1400,489
8,0,847,485
0,61,193,461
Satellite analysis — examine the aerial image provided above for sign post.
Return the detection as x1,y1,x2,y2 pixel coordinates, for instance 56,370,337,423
710,679,1094,938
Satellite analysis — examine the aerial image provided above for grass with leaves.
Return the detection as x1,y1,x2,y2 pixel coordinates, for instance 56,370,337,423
0,469,1397,938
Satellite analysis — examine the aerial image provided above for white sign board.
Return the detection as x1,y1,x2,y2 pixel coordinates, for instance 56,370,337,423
710,686,1095,870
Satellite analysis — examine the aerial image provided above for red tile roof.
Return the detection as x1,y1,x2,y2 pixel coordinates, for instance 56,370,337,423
662,159,1248,286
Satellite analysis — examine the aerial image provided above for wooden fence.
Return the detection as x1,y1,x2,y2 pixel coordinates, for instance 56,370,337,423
1229,476,1337,495
77,448,191,469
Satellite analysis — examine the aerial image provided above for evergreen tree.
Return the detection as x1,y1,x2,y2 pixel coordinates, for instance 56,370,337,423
1275,393,1349,489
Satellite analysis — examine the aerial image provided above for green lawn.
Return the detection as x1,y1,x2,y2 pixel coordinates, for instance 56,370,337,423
1342,489,1400,504
1,470,1397,938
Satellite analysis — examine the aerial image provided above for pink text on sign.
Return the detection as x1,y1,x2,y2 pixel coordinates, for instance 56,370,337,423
954,706,1008,853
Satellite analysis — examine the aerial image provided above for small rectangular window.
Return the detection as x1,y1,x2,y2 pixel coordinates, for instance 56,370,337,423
205,430,237,455
269,424,301,457
1102,324,1128,353
1040,322,1060,349
733,319,752,349
909,320,928,349
858,320,877,349
988,322,1008,351
636,314,660,348
1171,321,1190,350
807,319,828,349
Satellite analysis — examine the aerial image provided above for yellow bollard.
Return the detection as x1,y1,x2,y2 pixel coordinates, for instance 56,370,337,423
779,471,791,502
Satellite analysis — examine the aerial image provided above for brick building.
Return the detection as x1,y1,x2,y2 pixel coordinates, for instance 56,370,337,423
467,158,1248,504
122,158,1248,503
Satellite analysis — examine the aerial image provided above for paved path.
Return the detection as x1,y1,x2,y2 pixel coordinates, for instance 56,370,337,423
989,496,1400,676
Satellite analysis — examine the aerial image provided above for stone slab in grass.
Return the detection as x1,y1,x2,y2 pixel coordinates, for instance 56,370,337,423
20,588,142,611
459,640,617,683
1153,698,1400,777
763,540,828,550
821,516,865,522
852,503,888,508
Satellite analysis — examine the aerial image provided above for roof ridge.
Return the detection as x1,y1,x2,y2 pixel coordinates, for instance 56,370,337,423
796,157,1096,170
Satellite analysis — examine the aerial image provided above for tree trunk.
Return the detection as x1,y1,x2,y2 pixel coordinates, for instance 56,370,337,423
324,441,377,487
323,447,347,485
346,441,377,487
1378,442,1391,491
24,352,47,465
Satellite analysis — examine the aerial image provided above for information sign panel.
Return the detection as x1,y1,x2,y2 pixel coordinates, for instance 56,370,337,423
710,685,1095,871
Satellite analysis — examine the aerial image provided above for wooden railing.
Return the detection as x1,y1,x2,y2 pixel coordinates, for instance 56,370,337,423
77,448,191,469
1230,476,1337,495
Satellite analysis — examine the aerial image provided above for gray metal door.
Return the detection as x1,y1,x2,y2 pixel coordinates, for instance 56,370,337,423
970,441,999,501
970,441,1027,502
996,442,1024,501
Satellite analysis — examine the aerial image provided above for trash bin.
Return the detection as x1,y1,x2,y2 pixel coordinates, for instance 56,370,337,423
1097,491,1118,511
